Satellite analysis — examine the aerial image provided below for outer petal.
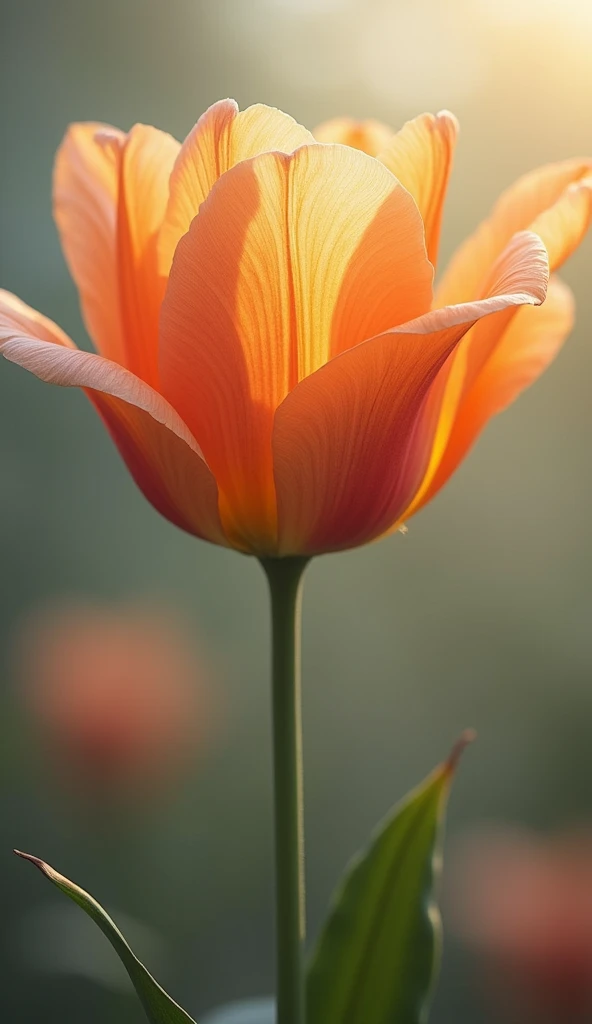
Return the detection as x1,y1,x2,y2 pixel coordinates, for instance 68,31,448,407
158,99,315,273
313,117,394,156
407,276,574,515
159,145,433,552
528,180,592,270
103,125,180,384
53,122,126,365
437,158,592,307
377,111,459,267
272,231,548,555
0,289,76,349
0,291,225,547
54,122,180,384
408,176,592,517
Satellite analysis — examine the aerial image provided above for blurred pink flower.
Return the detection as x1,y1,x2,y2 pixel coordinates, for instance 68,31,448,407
14,600,209,801
449,826,592,1023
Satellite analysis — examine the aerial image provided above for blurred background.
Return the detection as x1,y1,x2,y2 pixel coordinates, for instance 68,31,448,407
2,0,592,1021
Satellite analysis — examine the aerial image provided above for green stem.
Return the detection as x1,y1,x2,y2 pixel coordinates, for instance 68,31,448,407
261,556,309,1024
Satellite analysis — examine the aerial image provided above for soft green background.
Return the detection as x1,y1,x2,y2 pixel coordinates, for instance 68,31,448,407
1,0,592,1021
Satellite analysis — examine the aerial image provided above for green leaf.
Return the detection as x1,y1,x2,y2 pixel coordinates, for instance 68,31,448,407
14,851,198,1024
306,732,474,1024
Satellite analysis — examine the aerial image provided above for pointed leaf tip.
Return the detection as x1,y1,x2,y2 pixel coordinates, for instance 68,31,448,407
14,850,198,1024
444,728,476,778
14,849,41,866
307,744,464,1024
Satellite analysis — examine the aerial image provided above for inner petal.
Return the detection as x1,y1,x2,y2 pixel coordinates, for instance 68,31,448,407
158,99,315,275
159,144,432,552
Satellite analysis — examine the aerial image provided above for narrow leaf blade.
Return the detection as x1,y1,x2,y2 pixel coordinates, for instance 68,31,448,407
306,733,473,1024
15,851,198,1024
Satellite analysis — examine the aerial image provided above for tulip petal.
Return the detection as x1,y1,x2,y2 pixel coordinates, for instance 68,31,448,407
415,170,592,516
377,111,459,267
0,291,225,546
272,231,548,554
0,289,76,349
437,158,592,307
159,99,315,273
313,117,394,156
53,122,126,364
54,122,180,383
528,178,592,270
160,145,432,552
408,173,592,516
408,276,574,515
104,125,180,384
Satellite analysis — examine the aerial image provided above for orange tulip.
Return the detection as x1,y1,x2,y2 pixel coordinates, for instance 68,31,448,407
14,600,205,799
312,117,395,156
449,827,592,1021
1,100,589,555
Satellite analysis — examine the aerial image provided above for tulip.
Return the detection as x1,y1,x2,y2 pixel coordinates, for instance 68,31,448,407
313,112,592,526
3,99,591,1024
449,827,592,1023
14,600,205,801
312,116,395,155
3,98,588,558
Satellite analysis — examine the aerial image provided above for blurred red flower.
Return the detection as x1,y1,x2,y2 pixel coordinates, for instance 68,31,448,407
449,826,592,1023
13,600,208,802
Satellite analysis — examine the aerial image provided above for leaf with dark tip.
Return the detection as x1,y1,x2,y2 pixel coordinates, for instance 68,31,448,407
306,732,474,1024
15,851,198,1024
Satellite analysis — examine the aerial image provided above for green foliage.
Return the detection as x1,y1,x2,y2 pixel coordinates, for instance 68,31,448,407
14,851,198,1024
306,735,472,1024
15,734,470,1024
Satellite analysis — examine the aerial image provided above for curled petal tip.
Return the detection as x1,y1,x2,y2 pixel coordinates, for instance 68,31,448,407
482,229,549,308
444,728,477,777
93,127,121,144
434,109,460,133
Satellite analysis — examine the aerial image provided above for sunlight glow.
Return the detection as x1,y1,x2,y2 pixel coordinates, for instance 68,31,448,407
485,0,592,29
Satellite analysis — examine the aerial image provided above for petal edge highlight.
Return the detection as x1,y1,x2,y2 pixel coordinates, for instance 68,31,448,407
159,99,315,273
377,110,459,267
272,232,548,554
408,275,574,516
437,158,592,308
0,292,226,546
53,122,127,364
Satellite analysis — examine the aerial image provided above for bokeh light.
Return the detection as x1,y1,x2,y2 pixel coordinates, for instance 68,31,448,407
13,599,209,805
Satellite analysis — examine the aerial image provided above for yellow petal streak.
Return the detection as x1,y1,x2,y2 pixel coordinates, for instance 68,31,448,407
159,99,315,273
377,111,459,267
160,144,432,552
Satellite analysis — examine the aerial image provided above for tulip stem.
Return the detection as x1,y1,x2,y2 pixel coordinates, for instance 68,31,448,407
261,555,309,1024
